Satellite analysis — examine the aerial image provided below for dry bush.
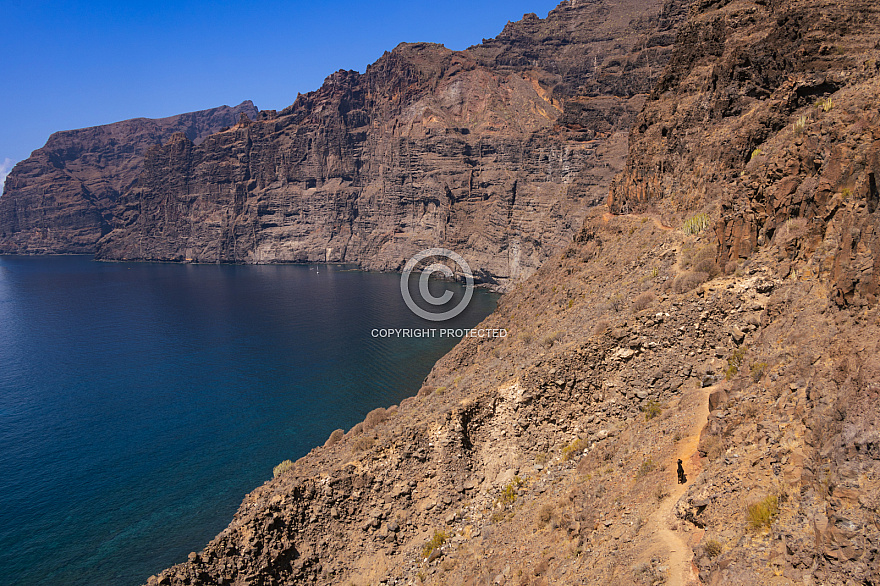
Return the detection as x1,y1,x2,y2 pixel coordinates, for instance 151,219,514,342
348,422,364,436
363,407,387,431
750,362,768,382
324,429,344,447
351,435,375,452
421,530,449,559
725,261,738,275
704,540,723,558
673,271,709,293
417,385,435,398
641,399,662,420
774,217,808,243
634,561,665,585
594,318,611,334
631,291,656,312
684,244,717,272
273,459,294,478
561,438,589,461
635,457,656,479
694,258,721,279
536,504,555,529
542,331,563,348
655,486,669,502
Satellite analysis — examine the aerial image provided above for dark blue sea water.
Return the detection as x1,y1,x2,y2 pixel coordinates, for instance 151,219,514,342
0,256,497,586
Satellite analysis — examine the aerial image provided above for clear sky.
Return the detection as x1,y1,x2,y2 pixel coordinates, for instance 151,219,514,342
0,0,561,187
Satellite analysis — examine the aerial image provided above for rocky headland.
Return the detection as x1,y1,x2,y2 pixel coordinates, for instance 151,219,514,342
0,101,257,253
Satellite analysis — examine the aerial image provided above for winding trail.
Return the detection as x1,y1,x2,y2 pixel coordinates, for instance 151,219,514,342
643,383,714,585
601,211,673,231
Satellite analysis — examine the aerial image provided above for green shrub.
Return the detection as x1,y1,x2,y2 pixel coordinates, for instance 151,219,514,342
642,399,662,420
273,459,294,478
725,346,747,380
750,362,768,382
749,148,763,161
422,529,450,558
747,495,779,530
682,213,711,235
497,477,523,506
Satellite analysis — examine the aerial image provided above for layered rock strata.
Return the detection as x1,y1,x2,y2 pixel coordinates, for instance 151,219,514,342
0,102,257,253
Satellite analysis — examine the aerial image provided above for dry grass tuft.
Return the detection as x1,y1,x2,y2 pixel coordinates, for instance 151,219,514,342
747,495,779,530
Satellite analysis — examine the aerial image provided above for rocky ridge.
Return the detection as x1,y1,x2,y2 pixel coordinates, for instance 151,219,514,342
0,101,257,253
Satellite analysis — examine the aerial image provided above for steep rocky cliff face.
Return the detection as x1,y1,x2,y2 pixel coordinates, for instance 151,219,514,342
0,102,257,254
144,0,880,585
609,0,880,307
92,0,687,287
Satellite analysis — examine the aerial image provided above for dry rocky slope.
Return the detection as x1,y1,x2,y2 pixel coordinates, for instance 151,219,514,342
0,0,687,288
146,0,880,585
0,101,257,253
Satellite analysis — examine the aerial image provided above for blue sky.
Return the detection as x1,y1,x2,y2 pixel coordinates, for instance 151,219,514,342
0,0,560,184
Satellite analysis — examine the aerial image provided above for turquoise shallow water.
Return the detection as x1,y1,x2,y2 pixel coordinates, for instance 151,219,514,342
0,256,497,586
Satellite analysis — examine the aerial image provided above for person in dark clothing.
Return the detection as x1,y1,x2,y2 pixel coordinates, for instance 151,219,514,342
677,459,687,484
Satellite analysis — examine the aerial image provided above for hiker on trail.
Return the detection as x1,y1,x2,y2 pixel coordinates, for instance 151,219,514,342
677,459,687,484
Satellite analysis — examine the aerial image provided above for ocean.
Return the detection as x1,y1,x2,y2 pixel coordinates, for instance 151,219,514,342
0,255,497,585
